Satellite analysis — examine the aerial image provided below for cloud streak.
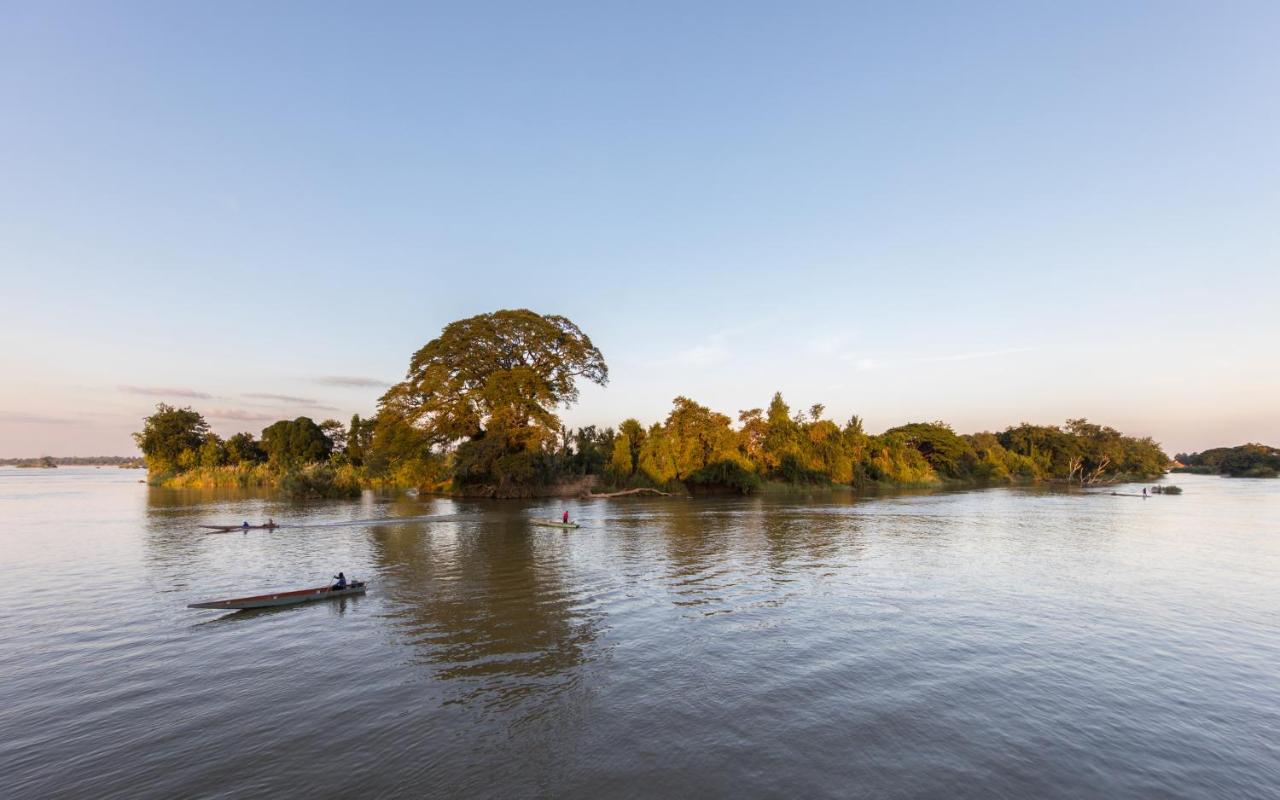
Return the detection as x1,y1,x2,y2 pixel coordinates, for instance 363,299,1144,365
243,392,318,405
120,385,214,399
313,376,391,388
914,347,1034,363
207,409,279,422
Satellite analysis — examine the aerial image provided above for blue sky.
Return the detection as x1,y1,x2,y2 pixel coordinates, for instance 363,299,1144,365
2,1,1277,456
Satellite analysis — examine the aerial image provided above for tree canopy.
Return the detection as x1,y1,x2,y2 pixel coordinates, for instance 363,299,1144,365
261,417,333,467
1176,443,1280,478
379,309,608,491
133,404,210,473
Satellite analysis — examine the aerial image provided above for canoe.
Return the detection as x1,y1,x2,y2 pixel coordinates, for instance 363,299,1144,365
200,523,281,532
188,581,366,610
532,519,580,529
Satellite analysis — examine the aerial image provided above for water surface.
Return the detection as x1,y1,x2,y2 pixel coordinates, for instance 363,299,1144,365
1,469,1277,798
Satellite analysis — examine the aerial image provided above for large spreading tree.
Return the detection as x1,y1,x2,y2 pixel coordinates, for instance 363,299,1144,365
133,403,210,474
379,309,608,492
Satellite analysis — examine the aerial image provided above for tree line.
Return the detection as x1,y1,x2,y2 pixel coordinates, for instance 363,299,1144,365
1174,444,1280,478
134,309,1170,497
1,456,144,467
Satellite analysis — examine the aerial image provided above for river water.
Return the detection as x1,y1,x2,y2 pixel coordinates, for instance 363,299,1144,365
1,468,1277,798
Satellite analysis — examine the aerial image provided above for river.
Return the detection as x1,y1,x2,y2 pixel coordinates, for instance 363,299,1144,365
1,468,1277,798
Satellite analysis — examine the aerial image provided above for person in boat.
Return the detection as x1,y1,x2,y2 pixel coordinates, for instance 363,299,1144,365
562,510,570,524
267,518,275,528
332,572,347,590
242,521,249,530
1142,488,1147,497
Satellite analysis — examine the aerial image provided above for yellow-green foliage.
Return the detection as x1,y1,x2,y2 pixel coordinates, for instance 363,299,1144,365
608,432,633,479
159,463,276,489
664,396,745,479
865,436,939,485
279,463,361,499
637,424,678,484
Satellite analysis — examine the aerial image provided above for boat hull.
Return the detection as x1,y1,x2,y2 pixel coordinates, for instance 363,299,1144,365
200,524,280,533
189,584,366,610
531,520,580,529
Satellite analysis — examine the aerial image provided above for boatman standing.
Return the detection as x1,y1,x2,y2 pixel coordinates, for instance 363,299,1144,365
563,510,570,524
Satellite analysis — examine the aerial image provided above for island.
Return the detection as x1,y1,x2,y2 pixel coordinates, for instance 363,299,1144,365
1173,444,1280,478
131,309,1171,499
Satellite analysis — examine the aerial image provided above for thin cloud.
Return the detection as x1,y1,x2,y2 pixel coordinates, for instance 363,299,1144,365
207,409,279,422
243,392,318,405
0,411,81,424
807,330,860,357
838,347,1030,372
915,347,1033,363
120,385,213,399
670,341,729,367
657,331,730,367
313,376,392,388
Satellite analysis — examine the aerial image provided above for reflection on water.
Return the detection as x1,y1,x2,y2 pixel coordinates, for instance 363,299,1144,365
1,468,1278,798
369,508,602,710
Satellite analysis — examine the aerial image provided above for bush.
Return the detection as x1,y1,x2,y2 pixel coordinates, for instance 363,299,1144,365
280,464,361,499
685,460,762,494
773,454,831,485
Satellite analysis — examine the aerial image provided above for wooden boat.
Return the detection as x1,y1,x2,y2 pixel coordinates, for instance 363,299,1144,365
531,519,580,529
200,523,281,533
188,581,366,610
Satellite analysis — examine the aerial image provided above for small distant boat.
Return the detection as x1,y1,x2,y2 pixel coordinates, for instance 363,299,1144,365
200,523,281,533
531,519,580,529
188,581,366,610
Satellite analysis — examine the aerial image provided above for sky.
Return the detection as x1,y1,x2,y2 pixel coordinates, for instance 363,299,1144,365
2,1,1277,457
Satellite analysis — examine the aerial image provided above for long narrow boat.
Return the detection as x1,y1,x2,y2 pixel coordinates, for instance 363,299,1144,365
188,581,366,610
531,519,580,529
199,523,281,533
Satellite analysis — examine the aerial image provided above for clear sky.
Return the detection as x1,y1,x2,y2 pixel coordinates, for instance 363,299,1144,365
2,1,1277,457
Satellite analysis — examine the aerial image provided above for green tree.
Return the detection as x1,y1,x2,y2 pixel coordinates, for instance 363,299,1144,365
347,414,373,466
885,422,974,480
380,309,607,491
225,432,266,465
261,417,333,468
663,396,741,478
1218,443,1280,478
761,392,803,472
618,418,646,470
570,426,611,476
737,408,767,466
198,433,227,468
362,409,436,482
608,431,634,480
133,404,211,474
637,424,678,485
319,419,347,453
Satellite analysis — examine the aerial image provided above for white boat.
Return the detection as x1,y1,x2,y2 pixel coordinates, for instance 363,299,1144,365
531,519,580,529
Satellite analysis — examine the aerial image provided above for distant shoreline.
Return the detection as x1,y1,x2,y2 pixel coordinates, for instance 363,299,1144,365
1,457,145,468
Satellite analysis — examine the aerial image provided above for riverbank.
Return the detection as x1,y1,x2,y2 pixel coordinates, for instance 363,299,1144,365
151,462,1168,500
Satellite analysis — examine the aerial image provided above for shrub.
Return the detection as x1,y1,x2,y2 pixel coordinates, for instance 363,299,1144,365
685,460,762,494
280,464,361,499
